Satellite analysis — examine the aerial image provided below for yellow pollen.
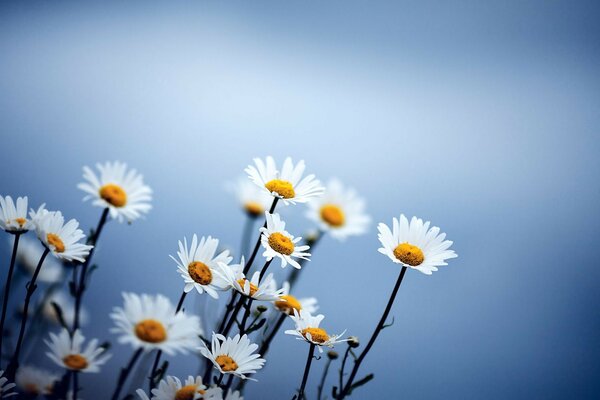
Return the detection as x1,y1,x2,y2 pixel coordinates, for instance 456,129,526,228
393,243,425,266
14,217,27,227
265,179,295,199
301,327,329,344
320,204,345,227
99,183,127,207
237,279,259,297
268,232,294,255
188,261,212,285
46,233,65,253
244,201,264,217
175,385,203,400
134,319,167,343
215,355,238,372
275,295,302,314
63,354,88,370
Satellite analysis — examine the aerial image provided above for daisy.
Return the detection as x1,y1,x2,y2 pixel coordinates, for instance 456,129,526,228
227,178,273,218
45,328,111,373
0,370,16,397
377,214,457,275
35,211,93,262
135,375,206,400
77,161,152,223
274,281,318,316
16,365,59,396
306,179,371,241
245,156,324,205
110,293,202,355
285,310,346,351
171,235,233,299
201,387,243,400
199,333,265,380
14,235,64,283
216,262,283,302
0,195,34,232
260,212,310,269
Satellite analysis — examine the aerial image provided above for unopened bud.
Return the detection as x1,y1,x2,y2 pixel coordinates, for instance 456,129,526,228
347,336,360,348
327,350,339,360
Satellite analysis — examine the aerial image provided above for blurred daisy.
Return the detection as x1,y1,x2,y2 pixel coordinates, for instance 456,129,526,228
135,375,206,400
16,365,59,396
0,370,16,397
227,178,273,218
42,291,89,327
45,328,111,373
377,214,457,275
245,156,324,205
110,293,201,356
201,387,243,400
199,333,265,380
306,179,370,241
35,211,93,262
285,310,346,351
274,281,318,316
171,235,233,299
260,212,310,269
14,235,63,283
217,262,283,302
0,195,33,232
78,161,152,223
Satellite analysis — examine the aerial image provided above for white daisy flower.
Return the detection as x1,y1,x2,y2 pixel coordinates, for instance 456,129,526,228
377,214,457,275
16,365,59,395
35,211,93,262
227,178,273,218
245,156,324,205
0,195,34,232
306,179,371,241
110,293,202,356
0,370,16,397
216,262,283,302
135,375,206,400
171,235,233,299
285,310,346,351
260,212,310,269
199,333,265,380
77,161,152,223
274,281,318,316
13,235,64,283
200,387,243,400
45,328,111,373
42,291,89,327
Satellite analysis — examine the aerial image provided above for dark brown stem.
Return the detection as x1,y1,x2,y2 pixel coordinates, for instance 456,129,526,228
0,232,22,363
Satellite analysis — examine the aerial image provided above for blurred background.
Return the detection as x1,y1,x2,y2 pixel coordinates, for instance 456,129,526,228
1,0,599,398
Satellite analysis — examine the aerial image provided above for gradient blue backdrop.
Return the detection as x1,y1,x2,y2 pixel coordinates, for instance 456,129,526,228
1,1,599,398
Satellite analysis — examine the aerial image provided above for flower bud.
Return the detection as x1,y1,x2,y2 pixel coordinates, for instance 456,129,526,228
347,336,360,348
327,350,339,360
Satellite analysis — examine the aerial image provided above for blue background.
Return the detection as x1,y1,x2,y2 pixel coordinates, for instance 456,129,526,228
1,1,599,398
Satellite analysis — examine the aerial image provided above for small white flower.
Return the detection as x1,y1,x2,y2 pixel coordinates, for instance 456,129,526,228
0,195,34,232
16,365,59,395
171,235,233,299
78,161,152,223
216,261,283,302
135,375,206,400
274,281,318,316
227,177,273,218
14,235,63,283
110,293,202,356
260,212,310,269
285,310,346,351
45,329,111,373
377,214,457,275
35,211,93,262
0,370,16,397
245,156,324,205
199,333,265,380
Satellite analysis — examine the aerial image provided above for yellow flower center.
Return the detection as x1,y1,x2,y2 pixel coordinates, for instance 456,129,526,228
275,295,302,314
99,183,127,207
134,319,167,343
393,243,425,266
215,355,238,372
14,217,27,228
268,232,294,255
188,261,212,285
175,385,204,400
320,204,345,227
301,327,329,344
265,179,295,199
63,354,88,370
244,201,264,217
237,279,258,297
46,233,65,253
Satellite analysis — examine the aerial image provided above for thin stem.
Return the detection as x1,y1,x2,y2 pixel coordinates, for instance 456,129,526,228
317,358,333,400
258,259,273,282
296,343,316,399
242,197,278,274
0,232,22,363
239,299,254,335
72,371,79,400
175,291,187,313
223,296,246,335
259,313,286,357
216,373,225,386
223,374,234,393
73,207,109,333
338,346,351,396
240,216,255,258
287,230,324,289
111,348,143,400
337,266,408,399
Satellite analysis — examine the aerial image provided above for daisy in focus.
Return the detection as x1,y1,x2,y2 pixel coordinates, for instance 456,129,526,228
0,195,33,232
285,310,346,351
377,214,457,275
199,333,265,380
306,179,371,241
227,177,273,218
135,375,206,400
0,370,16,397
16,365,59,396
171,235,233,299
14,235,64,283
245,156,324,205
110,293,201,355
274,281,318,316
217,262,283,302
78,161,152,223
45,329,111,373
35,211,93,262
260,212,310,269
